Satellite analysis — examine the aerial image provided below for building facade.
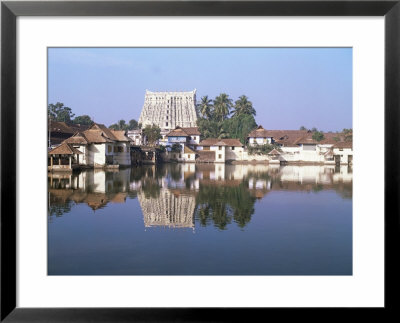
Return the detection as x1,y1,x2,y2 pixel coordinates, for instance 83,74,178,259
138,90,198,131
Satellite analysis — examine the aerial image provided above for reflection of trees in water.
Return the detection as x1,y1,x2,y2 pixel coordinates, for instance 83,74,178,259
195,182,256,230
141,178,161,199
48,203,72,220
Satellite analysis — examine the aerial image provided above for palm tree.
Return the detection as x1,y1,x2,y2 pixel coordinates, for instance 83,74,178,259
198,96,214,120
232,95,256,117
213,93,233,122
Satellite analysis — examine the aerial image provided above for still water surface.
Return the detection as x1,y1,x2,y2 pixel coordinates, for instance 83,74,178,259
48,164,352,275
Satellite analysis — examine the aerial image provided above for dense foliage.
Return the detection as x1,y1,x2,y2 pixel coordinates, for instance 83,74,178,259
72,115,94,126
312,131,325,142
195,182,256,230
109,119,140,131
196,93,257,144
48,102,75,123
142,124,162,146
247,143,282,155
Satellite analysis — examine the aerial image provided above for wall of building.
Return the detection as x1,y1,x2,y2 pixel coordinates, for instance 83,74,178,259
249,137,272,146
210,145,225,163
333,147,353,164
113,142,131,166
225,146,244,161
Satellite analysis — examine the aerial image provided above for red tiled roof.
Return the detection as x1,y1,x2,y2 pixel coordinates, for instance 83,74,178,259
49,121,75,134
63,132,88,145
199,138,243,147
248,125,353,147
49,143,83,155
184,146,195,154
268,149,281,155
167,126,201,137
334,141,353,148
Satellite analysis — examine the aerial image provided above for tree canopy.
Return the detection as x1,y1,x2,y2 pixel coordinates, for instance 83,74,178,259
109,119,140,131
231,95,256,118
142,124,162,146
213,93,233,122
48,102,75,123
73,115,94,126
196,93,257,143
197,95,214,120
312,131,325,141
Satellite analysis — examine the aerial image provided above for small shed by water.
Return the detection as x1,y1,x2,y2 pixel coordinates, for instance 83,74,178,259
48,143,83,172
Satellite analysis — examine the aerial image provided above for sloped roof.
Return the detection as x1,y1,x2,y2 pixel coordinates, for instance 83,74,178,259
248,126,353,147
49,121,75,134
184,146,195,154
167,126,201,137
89,123,119,140
334,141,353,149
62,123,129,144
49,143,83,155
268,149,281,155
63,132,88,145
199,138,243,147
82,129,114,143
181,127,201,135
110,130,130,141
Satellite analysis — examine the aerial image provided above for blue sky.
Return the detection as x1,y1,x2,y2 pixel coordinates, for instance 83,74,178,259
48,47,352,131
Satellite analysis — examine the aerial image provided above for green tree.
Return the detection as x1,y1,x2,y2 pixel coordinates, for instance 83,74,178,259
142,124,162,146
128,119,139,130
197,95,214,120
299,126,307,131
117,119,127,130
170,143,182,153
311,127,318,132
231,95,256,118
197,118,223,139
73,115,93,126
312,131,325,141
342,128,353,142
109,119,133,131
109,123,119,130
213,93,232,122
48,102,75,123
222,114,257,144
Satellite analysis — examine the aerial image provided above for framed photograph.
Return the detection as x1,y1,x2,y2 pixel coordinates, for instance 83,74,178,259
1,0,399,321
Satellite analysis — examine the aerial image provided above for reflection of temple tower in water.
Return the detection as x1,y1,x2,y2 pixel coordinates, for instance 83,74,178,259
138,188,196,228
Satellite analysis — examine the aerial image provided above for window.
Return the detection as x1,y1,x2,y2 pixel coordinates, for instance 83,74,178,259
117,146,123,153
188,154,191,159
108,145,112,153
179,154,182,158
219,146,222,150
232,146,235,150
166,122,168,127
166,116,168,120
193,136,196,140
218,154,222,159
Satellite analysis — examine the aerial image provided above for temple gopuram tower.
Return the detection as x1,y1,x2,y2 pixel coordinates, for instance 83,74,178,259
138,90,198,130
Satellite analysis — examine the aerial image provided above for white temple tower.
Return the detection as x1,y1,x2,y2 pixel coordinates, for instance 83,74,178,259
138,90,198,130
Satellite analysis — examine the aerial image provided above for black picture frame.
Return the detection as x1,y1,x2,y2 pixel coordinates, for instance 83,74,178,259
1,0,399,321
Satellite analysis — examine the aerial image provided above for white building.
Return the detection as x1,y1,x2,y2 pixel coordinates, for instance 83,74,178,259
138,90,198,131
62,123,131,167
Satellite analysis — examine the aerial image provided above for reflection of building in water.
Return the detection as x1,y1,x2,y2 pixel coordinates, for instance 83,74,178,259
48,169,131,211
138,188,196,228
245,164,353,199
